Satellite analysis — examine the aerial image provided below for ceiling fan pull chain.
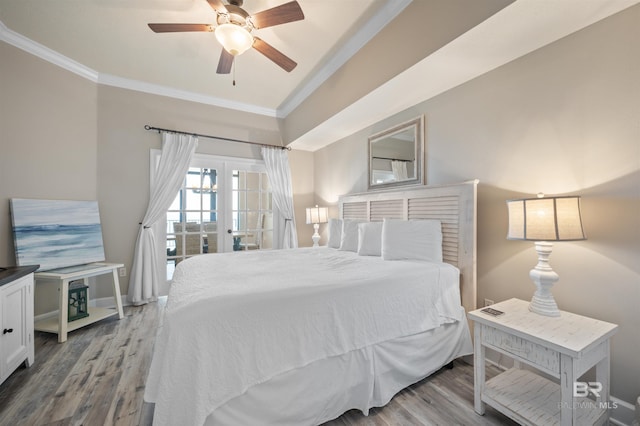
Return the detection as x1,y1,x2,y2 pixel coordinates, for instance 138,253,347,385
233,59,236,86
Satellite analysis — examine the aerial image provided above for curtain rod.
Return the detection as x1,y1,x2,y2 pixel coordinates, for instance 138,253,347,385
372,156,412,162
144,125,290,151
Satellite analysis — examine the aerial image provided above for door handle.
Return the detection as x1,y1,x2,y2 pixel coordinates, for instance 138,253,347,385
3,328,13,334
227,229,232,234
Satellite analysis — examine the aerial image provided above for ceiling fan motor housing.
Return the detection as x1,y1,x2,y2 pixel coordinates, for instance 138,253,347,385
217,4,252,29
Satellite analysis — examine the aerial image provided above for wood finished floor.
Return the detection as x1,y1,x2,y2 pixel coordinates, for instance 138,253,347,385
0,299,516,426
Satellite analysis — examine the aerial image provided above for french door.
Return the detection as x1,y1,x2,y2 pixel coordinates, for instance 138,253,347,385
152,151,277,284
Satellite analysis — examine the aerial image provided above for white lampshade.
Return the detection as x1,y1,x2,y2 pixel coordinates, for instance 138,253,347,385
215,23,253,56
507,196,586,241
306,205,329,225
506,194,586,317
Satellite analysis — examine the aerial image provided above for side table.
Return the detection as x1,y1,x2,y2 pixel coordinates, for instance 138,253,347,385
468,298,618,426
34,263,124,343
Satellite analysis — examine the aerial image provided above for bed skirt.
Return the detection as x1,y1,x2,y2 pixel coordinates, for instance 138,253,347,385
203,318,473,426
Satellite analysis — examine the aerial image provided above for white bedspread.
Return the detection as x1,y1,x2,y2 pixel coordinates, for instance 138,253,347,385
144,247,463,426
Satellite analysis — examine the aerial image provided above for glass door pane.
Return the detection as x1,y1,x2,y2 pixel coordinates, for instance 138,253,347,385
230,168,273,251
166,167,219,279
163,157,275,281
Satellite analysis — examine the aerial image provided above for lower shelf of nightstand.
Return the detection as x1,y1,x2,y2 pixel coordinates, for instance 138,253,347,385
35,307,119,334
483,368,607,426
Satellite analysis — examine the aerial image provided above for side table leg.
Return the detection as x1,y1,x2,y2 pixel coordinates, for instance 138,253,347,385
58,279,69,343
111,268,124,319
474,324,486,415
596,341,611,422
560,354,576,426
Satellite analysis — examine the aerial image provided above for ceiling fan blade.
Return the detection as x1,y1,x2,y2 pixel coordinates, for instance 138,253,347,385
216,48,234,74
250,1,304,29
252,37,297,72
148,23,214,33
206,0,228,14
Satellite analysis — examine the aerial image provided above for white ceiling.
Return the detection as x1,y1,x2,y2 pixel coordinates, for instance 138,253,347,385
1,0,638,151
0,0,409,116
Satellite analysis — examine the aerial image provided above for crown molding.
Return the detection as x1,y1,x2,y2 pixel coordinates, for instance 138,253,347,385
1,19,277,117
2,0,410,120
98,73,278,117
276,0,412,118
0,20,99,82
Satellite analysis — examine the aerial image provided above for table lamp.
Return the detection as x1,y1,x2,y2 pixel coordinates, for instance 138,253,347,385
506,194,586,317
305,205,329,247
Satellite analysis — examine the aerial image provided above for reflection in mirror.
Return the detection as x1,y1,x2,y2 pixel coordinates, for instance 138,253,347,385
369,116,424,189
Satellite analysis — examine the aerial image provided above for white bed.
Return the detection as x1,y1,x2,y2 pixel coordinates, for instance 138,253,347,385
145,181,478,426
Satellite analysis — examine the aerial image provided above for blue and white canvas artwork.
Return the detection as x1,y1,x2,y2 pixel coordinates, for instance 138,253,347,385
10,199,106,271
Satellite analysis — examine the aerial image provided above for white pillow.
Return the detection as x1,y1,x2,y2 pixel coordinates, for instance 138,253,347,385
381,218,443,262
327,218,342,248
339,219,361,252
357,222,383,256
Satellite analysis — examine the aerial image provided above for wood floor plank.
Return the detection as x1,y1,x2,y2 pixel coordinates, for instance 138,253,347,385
32,334,113,423
106,304,160,425
72,304,155,426
391,387,440,425
376,396,426,426
0,323,98,424
40,418,73,426
72,354,125,425
0,299,515,426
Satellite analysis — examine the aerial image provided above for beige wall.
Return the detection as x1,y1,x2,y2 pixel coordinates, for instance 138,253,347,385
312,6,640,404
0,42,98,313
288,149,315,247
281,0,514,144
96,85,286,297
97,85,316,283
0,42,309,304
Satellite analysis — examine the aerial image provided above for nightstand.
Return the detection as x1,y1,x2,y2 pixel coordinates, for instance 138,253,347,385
468,298,618,426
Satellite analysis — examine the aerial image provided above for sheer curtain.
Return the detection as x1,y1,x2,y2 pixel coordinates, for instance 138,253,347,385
261,147,298,249
128,132,198,305
391,160,409,181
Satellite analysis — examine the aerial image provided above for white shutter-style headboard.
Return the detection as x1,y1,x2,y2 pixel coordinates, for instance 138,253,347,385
339,180,478,313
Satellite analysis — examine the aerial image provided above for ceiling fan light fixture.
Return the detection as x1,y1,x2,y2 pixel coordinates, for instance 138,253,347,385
215,23,253,56
148,0,303,73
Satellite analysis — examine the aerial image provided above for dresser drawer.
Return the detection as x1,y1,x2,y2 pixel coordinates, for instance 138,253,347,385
481,325,560,375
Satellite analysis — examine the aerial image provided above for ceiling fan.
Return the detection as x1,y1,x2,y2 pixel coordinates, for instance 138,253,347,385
148,0,304,74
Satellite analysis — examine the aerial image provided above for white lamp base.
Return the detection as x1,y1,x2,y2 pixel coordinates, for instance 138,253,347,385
311,223,320,247
528,241,561,317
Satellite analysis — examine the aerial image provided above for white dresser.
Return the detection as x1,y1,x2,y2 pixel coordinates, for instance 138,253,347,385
469,298,618,426
0,265,38,386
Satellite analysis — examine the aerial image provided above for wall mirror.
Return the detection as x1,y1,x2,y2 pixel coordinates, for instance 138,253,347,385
368,115,424,190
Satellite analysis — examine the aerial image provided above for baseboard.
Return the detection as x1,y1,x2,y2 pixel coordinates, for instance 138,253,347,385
33,310,57,323
609,397,636,426
92,295,130,308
